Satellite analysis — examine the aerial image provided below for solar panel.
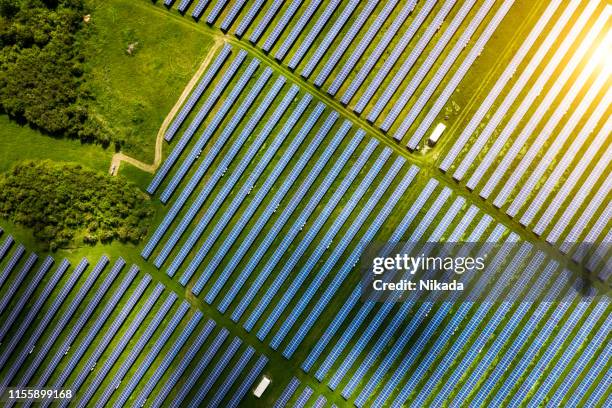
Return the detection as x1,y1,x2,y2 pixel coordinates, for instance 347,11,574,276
227,355,268,408
409,0,515,147
284,163,419,358
326,188,453,389
0,256,53,341
188,94,314,295
414,252,557,403
440,0,565,172
449,260,564,404
338,0,416,105
0,234,14,262
521,89,611,227
378,232,514,406
171,330,232,407
207,346,255,408
311,179,440,379
527,301,608,406
186,337,243,407
143,67,272,262
0,243,25,289
42,266,141,408
177,0,194,13
114,302,190,407
464,4,603,191
220,0,245,31
191,0,210,19
234,0,265,37
161,53,255,203
219,118,348,315
300,0,360,79
164,44,232,142
0,250,35,315
250,139,379,338
150,319,216,408
133,311,203,407
554,172,612,250
288,0,340,70
534,119,611,235
147,47,240,194
293,386,313,408
492,51,609,209
0,257,68,368
313,395,326,408
13,257,108,388
275,0,321,61
263,0,306,53
506,298,595,406
206,0,228,24
32,258,123,391
273,377,300,408
203,104,327,303
96,293,180,406
266,147,393,347
565,341,611,407
178,87,304,287
479,285,580,406
272,150,399,348
449,0,587,179
359,0,436,118
73,284,164,408
166,83,297,280
249,2,283,43
230,125,360,323
349,202,478,403
312,0,379,86
327,0,397,96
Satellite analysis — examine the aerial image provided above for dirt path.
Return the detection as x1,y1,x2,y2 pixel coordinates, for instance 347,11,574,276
109,37,225,176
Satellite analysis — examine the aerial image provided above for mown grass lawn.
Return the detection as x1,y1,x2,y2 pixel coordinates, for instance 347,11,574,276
81,0,216,162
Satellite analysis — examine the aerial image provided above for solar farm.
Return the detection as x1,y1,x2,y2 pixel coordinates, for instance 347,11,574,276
0,0,610,407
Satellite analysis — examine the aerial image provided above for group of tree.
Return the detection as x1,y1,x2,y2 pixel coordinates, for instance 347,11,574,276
0,160,153,250
0,0,111,145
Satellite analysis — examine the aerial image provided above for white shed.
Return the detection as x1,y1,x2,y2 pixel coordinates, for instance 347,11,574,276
253,375,271,398
428,123,447,146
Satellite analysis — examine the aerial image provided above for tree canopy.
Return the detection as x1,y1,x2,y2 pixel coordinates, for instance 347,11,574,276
0,0,111,145
0,160,153,250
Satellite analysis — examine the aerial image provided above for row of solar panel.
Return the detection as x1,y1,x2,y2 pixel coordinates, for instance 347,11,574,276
442,2,610,276
0,250,268,407
164,0,509,148
287,178,608,405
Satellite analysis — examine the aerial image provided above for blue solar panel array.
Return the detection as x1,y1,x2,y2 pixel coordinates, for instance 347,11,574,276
300,0,360,79
145,68,272,262
147,45,236,194
0,251,35,315
188,93,313,294
0,243,24,289
10,255,108,387
164,44,232,142
227,354,268,408
161,51,254,202
287,0,339,70
313,0,379,87
171,329,230,407
171,85,299,283
219,118,349,315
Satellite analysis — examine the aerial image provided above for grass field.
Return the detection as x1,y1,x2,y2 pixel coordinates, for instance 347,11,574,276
0,0,609,407
81,0,217,162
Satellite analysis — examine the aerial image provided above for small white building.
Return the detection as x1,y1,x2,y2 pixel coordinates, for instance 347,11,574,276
428,123,447,146
253,375,271,398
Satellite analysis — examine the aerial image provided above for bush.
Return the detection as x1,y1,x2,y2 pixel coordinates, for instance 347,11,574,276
0,160,153,249
0,0,111,145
